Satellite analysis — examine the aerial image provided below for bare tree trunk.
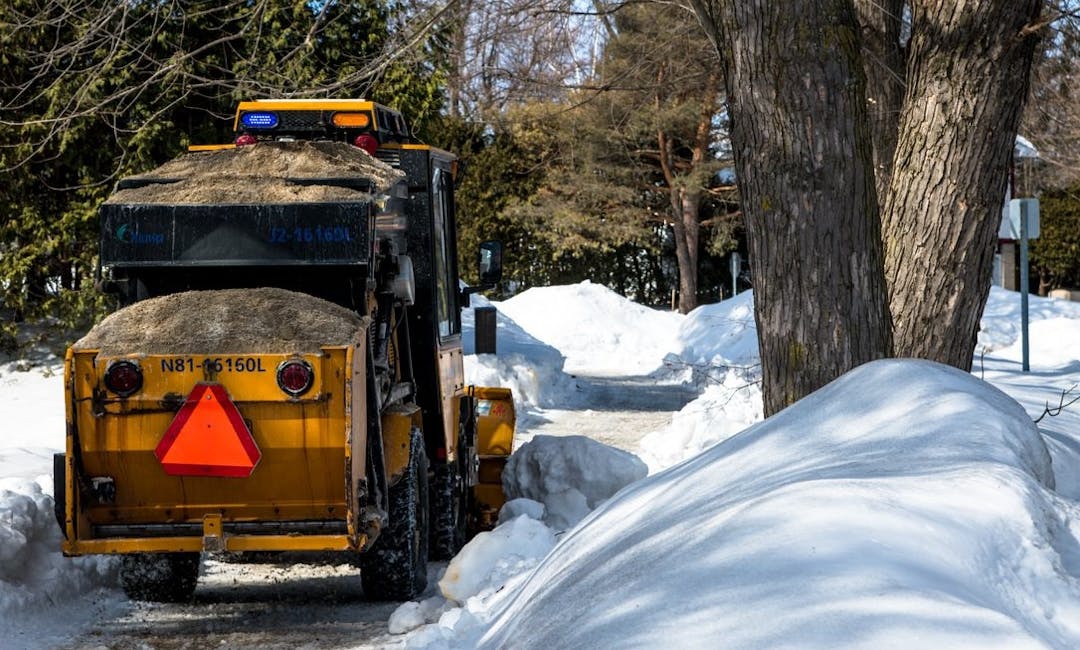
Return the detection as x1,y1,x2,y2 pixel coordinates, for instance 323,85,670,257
882,0,1041,369
694,0,892,416
854,0,906,198
448,0,471,118
667,186,701,314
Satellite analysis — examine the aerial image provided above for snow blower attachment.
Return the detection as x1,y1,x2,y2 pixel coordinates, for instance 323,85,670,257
56,99,513,603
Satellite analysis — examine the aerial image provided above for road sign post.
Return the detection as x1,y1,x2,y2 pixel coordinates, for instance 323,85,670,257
1009,199,1040,373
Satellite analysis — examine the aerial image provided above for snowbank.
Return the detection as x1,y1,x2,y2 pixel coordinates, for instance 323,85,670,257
501,435,647,531
0,361,121,621
638,371,762,472
494,281,684,375
668,289,758,373
392,436,648,644
476,360,1080,648
978,286,1080,354
992,317,1080,371
0,478,118,613
462,293,578,411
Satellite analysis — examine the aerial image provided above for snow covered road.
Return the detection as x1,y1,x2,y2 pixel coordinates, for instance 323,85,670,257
516,374,699,452
52,558,407,649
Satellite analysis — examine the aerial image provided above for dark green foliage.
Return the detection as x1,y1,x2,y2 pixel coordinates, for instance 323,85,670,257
1031,185,1080,291
0,0,445,335
427,115,545,293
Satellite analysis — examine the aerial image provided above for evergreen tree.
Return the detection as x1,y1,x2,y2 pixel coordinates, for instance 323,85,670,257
0,0,446,331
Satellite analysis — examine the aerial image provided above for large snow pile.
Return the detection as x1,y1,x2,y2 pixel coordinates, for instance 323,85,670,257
667,289,758,375
461,293,578,411
637,374,762,472
501,435,647,531
0,361,119,618
0,478,118,613
394,434,646,646
992,317,1080,371
494,281,684,375
475,360,1080,648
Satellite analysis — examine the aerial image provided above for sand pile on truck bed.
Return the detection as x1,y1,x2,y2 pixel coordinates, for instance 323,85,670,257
74,288,368,356
105,140,404,205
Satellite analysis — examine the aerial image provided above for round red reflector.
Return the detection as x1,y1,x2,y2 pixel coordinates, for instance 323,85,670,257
235,134,257,147
277,360,314,396
353,134,379,155
104,361,143,397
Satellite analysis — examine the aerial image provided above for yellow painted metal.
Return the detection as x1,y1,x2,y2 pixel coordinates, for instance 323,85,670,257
202,514,224,552
470,386,516,523
381,405,422,485
95,352,331,404
187,144,236,152
233,99,378,131
472,386,516,456
67,347,357,553
436,346,466,460
382,142,455,158
64,533,360,555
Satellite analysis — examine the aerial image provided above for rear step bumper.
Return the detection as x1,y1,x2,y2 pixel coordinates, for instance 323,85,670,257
65,516,366,556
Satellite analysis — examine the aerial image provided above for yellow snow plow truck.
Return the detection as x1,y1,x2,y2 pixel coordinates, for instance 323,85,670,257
54,99,516,602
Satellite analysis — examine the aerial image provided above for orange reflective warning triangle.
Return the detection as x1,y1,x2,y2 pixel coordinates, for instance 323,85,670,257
155,383,261,478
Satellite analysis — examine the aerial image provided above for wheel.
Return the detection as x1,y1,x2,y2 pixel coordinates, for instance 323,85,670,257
430,429,472,560
361,428,429,601
430,460,469,560
120,552,200,602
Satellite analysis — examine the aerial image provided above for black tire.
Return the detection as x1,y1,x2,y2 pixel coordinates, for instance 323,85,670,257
120,553,200,602
427,421,470,557
430,454,470,561
361,428,429,601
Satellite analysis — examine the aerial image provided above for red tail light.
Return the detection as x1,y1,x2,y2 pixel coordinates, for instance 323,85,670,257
235,134,257,147
104,361,143,397
353,134,378,155
277,360,314,397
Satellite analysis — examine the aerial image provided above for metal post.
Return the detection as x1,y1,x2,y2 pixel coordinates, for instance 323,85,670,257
1020,203,1030,373
475,306,497,355
730,252,741,299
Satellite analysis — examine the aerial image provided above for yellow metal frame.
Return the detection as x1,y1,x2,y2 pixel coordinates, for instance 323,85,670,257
63,345,371,556
381,404,423,484
187,144,237,152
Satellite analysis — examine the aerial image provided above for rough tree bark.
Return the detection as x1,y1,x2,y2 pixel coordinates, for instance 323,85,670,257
882,0,1042,369
693,0,1043,414
693,0,893,416
854,0,906,198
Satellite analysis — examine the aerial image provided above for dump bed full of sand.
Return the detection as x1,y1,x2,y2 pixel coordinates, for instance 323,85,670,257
105,141,404,205
75,288,368,356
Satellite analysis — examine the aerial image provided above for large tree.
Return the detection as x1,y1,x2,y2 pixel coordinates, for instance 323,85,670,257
693,0,1043,415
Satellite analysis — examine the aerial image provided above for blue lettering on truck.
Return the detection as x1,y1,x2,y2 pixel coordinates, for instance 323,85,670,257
268,226,352,244
115,224,165,245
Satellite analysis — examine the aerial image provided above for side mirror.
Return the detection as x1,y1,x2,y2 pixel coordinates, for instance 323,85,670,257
478,240,503,287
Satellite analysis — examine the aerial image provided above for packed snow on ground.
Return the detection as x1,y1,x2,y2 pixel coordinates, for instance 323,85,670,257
493,281,684,375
